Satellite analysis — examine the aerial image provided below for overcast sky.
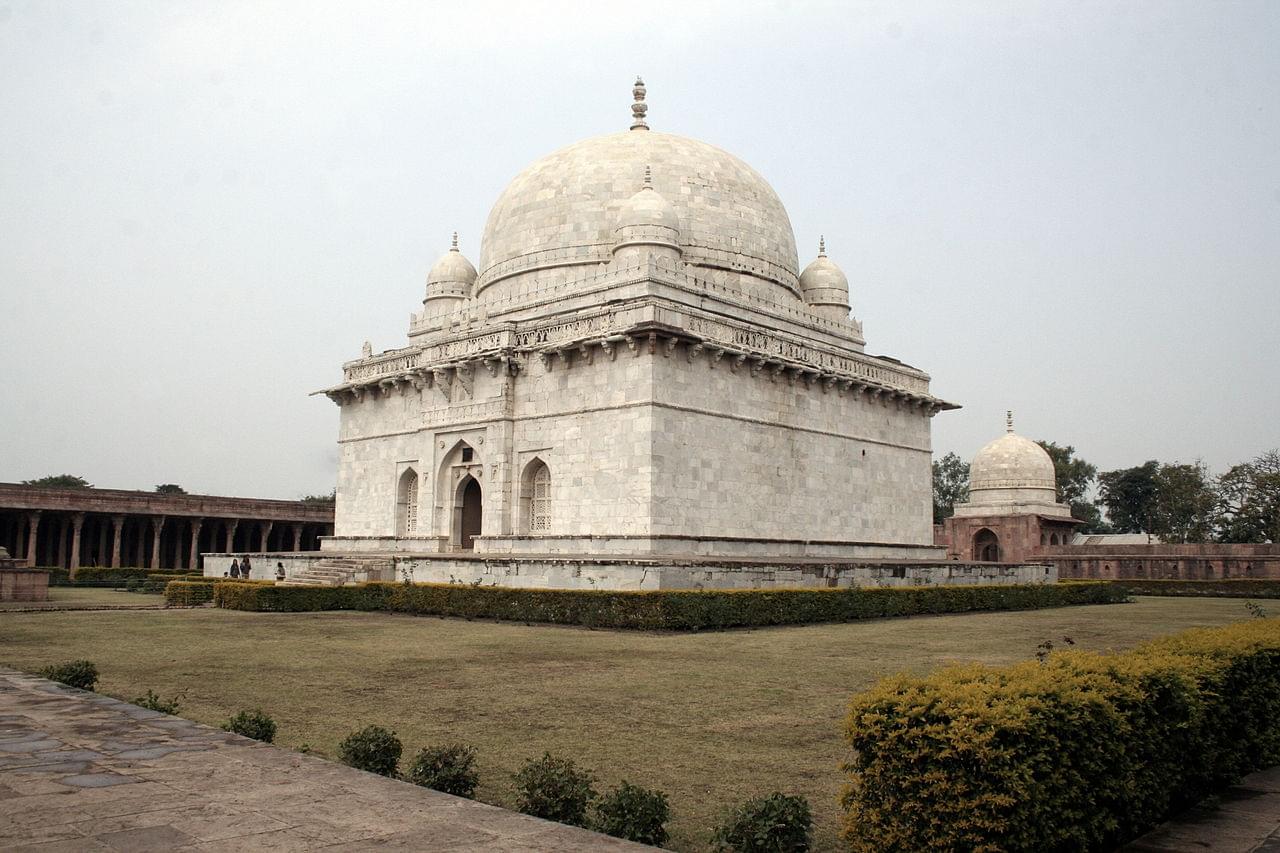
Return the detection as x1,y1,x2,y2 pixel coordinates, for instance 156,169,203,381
1,0,1277,499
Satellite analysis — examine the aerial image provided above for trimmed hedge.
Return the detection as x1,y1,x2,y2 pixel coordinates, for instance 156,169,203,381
212,580,1127,631
165,580,216,606
73,567,188,583
841,617,1280,852
1113,579,1280,598
165,577,272,606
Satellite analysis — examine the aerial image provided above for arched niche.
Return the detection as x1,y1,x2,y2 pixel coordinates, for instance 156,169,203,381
518,457,552,534
974,528,1001,562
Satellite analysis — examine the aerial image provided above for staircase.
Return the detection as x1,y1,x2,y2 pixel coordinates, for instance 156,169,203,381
279,558,393,587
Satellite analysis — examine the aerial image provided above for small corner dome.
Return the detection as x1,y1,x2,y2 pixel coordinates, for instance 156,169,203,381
970,432,1056,493
615,170,681,235
799,253,848,298
425,235,477,299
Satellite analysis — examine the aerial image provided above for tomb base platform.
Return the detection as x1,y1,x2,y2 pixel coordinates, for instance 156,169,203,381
203,549,1056,590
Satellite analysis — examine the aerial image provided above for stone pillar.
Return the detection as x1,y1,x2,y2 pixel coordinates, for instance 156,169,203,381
189,519,203,572
54,516,66,569
226,519,239,553
110,515,125,568
150,517,166,569
24,511,41,566
97,520,108,568
260,521,273,551
291,523,303,552
69,513,85,576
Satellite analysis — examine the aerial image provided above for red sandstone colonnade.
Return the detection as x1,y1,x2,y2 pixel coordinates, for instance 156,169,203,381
0,484,334,574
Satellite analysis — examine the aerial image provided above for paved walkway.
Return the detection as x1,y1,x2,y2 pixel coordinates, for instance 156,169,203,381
1122,767,1280,852
0,667,649,851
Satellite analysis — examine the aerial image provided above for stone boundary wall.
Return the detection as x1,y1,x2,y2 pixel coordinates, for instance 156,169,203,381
1043,543,1280,580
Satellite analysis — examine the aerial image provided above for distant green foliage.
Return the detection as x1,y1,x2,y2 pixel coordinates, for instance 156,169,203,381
154,483,187,494
21,474,92,489
514,753,597,827
38,660,98,691
132,689,180,714
223,709,277,743
338,725,401,777
300,490,336,503
593,781,671,846
212,580,1127,630
931,452,969,524
711,792,812,852
1037,440,1106,532
841,618,1280,851
405,743,479,798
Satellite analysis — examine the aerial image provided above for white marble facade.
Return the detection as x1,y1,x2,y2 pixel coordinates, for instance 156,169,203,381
320,80,958,561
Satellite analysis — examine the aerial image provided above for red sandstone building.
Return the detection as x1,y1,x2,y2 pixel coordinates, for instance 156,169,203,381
935,415,1280,579
0,483,334,574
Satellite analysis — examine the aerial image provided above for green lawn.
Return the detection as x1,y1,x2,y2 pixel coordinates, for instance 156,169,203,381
0,586,163,611
0,596,1255,851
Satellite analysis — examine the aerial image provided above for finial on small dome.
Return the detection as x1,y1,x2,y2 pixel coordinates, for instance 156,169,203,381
630,76,649,131
1006,410,1014,433
818,235,826,257
450,231,458,251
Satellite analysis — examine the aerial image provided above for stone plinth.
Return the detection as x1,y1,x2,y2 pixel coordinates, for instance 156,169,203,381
0,567,49,601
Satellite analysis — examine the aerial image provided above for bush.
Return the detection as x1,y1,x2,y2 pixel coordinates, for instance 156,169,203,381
711,792,812,852
405,743,479,798
1113,579,1280,598
841,618,1280,852
213,580,1126,631
132,689,180,714
73,567,185,584
164,580,216,606
338,725,401,777
513,753,597,827
38,660,98,691
222,709,277,743
593,781,670,846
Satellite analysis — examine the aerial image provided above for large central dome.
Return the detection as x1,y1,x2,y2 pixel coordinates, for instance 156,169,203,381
475,129,801,303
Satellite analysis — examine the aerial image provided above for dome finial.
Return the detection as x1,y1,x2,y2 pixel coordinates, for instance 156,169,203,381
1006,410,1014,433
630,76,649,131
818,235,826,257
450,231,458,251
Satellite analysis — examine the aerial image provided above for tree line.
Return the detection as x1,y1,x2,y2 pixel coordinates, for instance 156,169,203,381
933,446,1280,544
19,474,335,503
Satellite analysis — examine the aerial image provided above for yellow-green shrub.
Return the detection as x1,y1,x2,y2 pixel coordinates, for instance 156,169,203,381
841,618,1280,852
212,580,1126,630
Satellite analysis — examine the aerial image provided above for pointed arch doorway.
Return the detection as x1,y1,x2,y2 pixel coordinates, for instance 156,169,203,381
456,475,483,551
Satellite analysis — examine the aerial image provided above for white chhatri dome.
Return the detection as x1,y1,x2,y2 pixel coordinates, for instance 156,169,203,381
798,236,851,319
970,433,1056,493
955,411,1073,520
473,81,799,305
425,233,477,302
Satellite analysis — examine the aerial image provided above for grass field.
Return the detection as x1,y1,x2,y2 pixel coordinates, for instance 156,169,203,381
0,586,163,611
0,596,1256,850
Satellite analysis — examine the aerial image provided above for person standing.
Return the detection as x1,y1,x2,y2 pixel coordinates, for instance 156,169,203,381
240,556,252,579
229,558,241,579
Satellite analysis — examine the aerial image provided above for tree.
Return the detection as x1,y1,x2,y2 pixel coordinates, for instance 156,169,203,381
1097,461,1160,533
1036,441,1105,532
21,474,92,489
932,452,969,524
1214,450,1280,543
300,490,336,503
1151,462,1215,543
154,484,187,494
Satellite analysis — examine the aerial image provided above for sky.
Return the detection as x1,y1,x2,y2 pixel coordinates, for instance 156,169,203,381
1,0,1277,499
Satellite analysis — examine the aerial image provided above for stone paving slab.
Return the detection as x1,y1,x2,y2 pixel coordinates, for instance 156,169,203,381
0,666,651,851
1123,768,1280,852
